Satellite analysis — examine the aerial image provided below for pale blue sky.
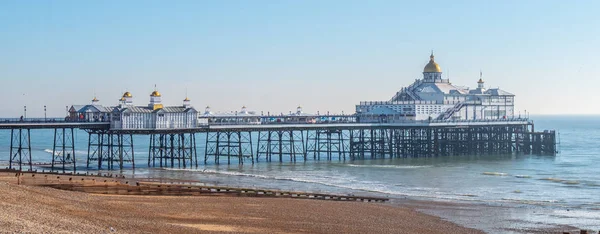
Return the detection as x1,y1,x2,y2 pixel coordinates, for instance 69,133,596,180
0,0,598,117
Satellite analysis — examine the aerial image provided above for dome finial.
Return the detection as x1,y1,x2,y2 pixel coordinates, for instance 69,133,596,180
423,51,442,73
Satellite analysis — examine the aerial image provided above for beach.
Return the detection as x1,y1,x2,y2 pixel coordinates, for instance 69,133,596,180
0,174,481,234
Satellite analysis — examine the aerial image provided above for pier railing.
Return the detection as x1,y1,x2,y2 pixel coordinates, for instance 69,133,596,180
0,118,110,123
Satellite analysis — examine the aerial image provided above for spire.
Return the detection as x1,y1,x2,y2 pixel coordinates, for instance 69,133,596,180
477,70,485,89
430,50,434,60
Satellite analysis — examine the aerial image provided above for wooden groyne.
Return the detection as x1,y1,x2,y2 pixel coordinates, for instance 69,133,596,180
2,171,389,203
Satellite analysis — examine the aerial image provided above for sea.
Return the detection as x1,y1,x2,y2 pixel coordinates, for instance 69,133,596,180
0,115,598,233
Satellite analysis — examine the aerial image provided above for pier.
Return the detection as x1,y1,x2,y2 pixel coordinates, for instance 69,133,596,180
0,117,556,172
0,53,558,172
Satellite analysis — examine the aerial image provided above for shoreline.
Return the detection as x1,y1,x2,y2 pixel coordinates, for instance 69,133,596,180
0,172,482,234
0,171,591,233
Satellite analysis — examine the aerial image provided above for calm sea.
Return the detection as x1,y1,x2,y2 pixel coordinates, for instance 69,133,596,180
0,115,598,232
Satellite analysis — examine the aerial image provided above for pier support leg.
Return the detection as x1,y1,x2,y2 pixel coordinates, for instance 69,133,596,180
51,128,76,173
9,128,32,171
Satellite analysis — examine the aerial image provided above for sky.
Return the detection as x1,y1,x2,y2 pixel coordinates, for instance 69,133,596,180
0,0,598,117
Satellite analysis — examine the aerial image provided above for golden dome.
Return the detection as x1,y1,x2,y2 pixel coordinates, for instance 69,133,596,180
119,97,126,101
123,92,132,98
183,97,190,101
478,78,484,83
423,52,442,73
150,90,161,97
92,97,99,102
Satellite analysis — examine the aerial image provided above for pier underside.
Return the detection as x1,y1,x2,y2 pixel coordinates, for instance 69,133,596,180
4,123,557,171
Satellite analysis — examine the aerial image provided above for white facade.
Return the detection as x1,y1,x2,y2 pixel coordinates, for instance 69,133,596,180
356,53,515,122
109,92,198,130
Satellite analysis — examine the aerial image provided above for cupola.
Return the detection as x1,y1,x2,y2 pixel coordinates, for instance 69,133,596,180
149,87,163,110
422,51,443,82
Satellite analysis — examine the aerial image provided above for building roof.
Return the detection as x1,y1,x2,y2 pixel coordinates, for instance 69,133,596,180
485,88,514,96
159,106,196,113
415,82,468,96
70,105,86,112
118,106,197,113
468,88,486,95
90,105,113,113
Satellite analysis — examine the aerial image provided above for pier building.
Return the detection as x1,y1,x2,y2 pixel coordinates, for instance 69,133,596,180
110,91,198,130
356,53,514,122
68,97,112,122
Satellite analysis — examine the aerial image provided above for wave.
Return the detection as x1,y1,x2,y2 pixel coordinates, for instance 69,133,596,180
500,198,559,205
482,172,509,176
346,164,432,169
539,177,580,185
514,175,531,178
43,149,89,156
160,168,488,203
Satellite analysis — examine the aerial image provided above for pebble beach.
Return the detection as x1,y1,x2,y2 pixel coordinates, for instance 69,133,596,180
0,174,481,233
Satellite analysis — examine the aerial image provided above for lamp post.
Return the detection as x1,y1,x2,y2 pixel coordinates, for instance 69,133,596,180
44,105,47,121
24,106,27,119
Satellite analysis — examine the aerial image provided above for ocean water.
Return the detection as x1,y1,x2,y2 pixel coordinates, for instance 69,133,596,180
0,115,598,232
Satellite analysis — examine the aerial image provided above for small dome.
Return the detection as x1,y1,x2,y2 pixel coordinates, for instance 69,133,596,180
183,97,190,101
123,92,133,98
119,97,126,101
478,78,484,83
423,53,442,73
92,97,99,102
150,91,161,97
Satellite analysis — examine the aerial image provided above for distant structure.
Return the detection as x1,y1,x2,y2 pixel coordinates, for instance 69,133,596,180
355,52,514,122
199,106,261,125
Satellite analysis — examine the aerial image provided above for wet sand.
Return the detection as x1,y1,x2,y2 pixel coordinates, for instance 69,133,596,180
0,174,481,234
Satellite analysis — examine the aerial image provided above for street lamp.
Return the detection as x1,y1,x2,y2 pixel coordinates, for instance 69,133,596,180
24,106,26,119
44,105,47,121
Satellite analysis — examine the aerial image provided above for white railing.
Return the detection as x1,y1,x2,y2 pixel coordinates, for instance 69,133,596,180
358,100,464,106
